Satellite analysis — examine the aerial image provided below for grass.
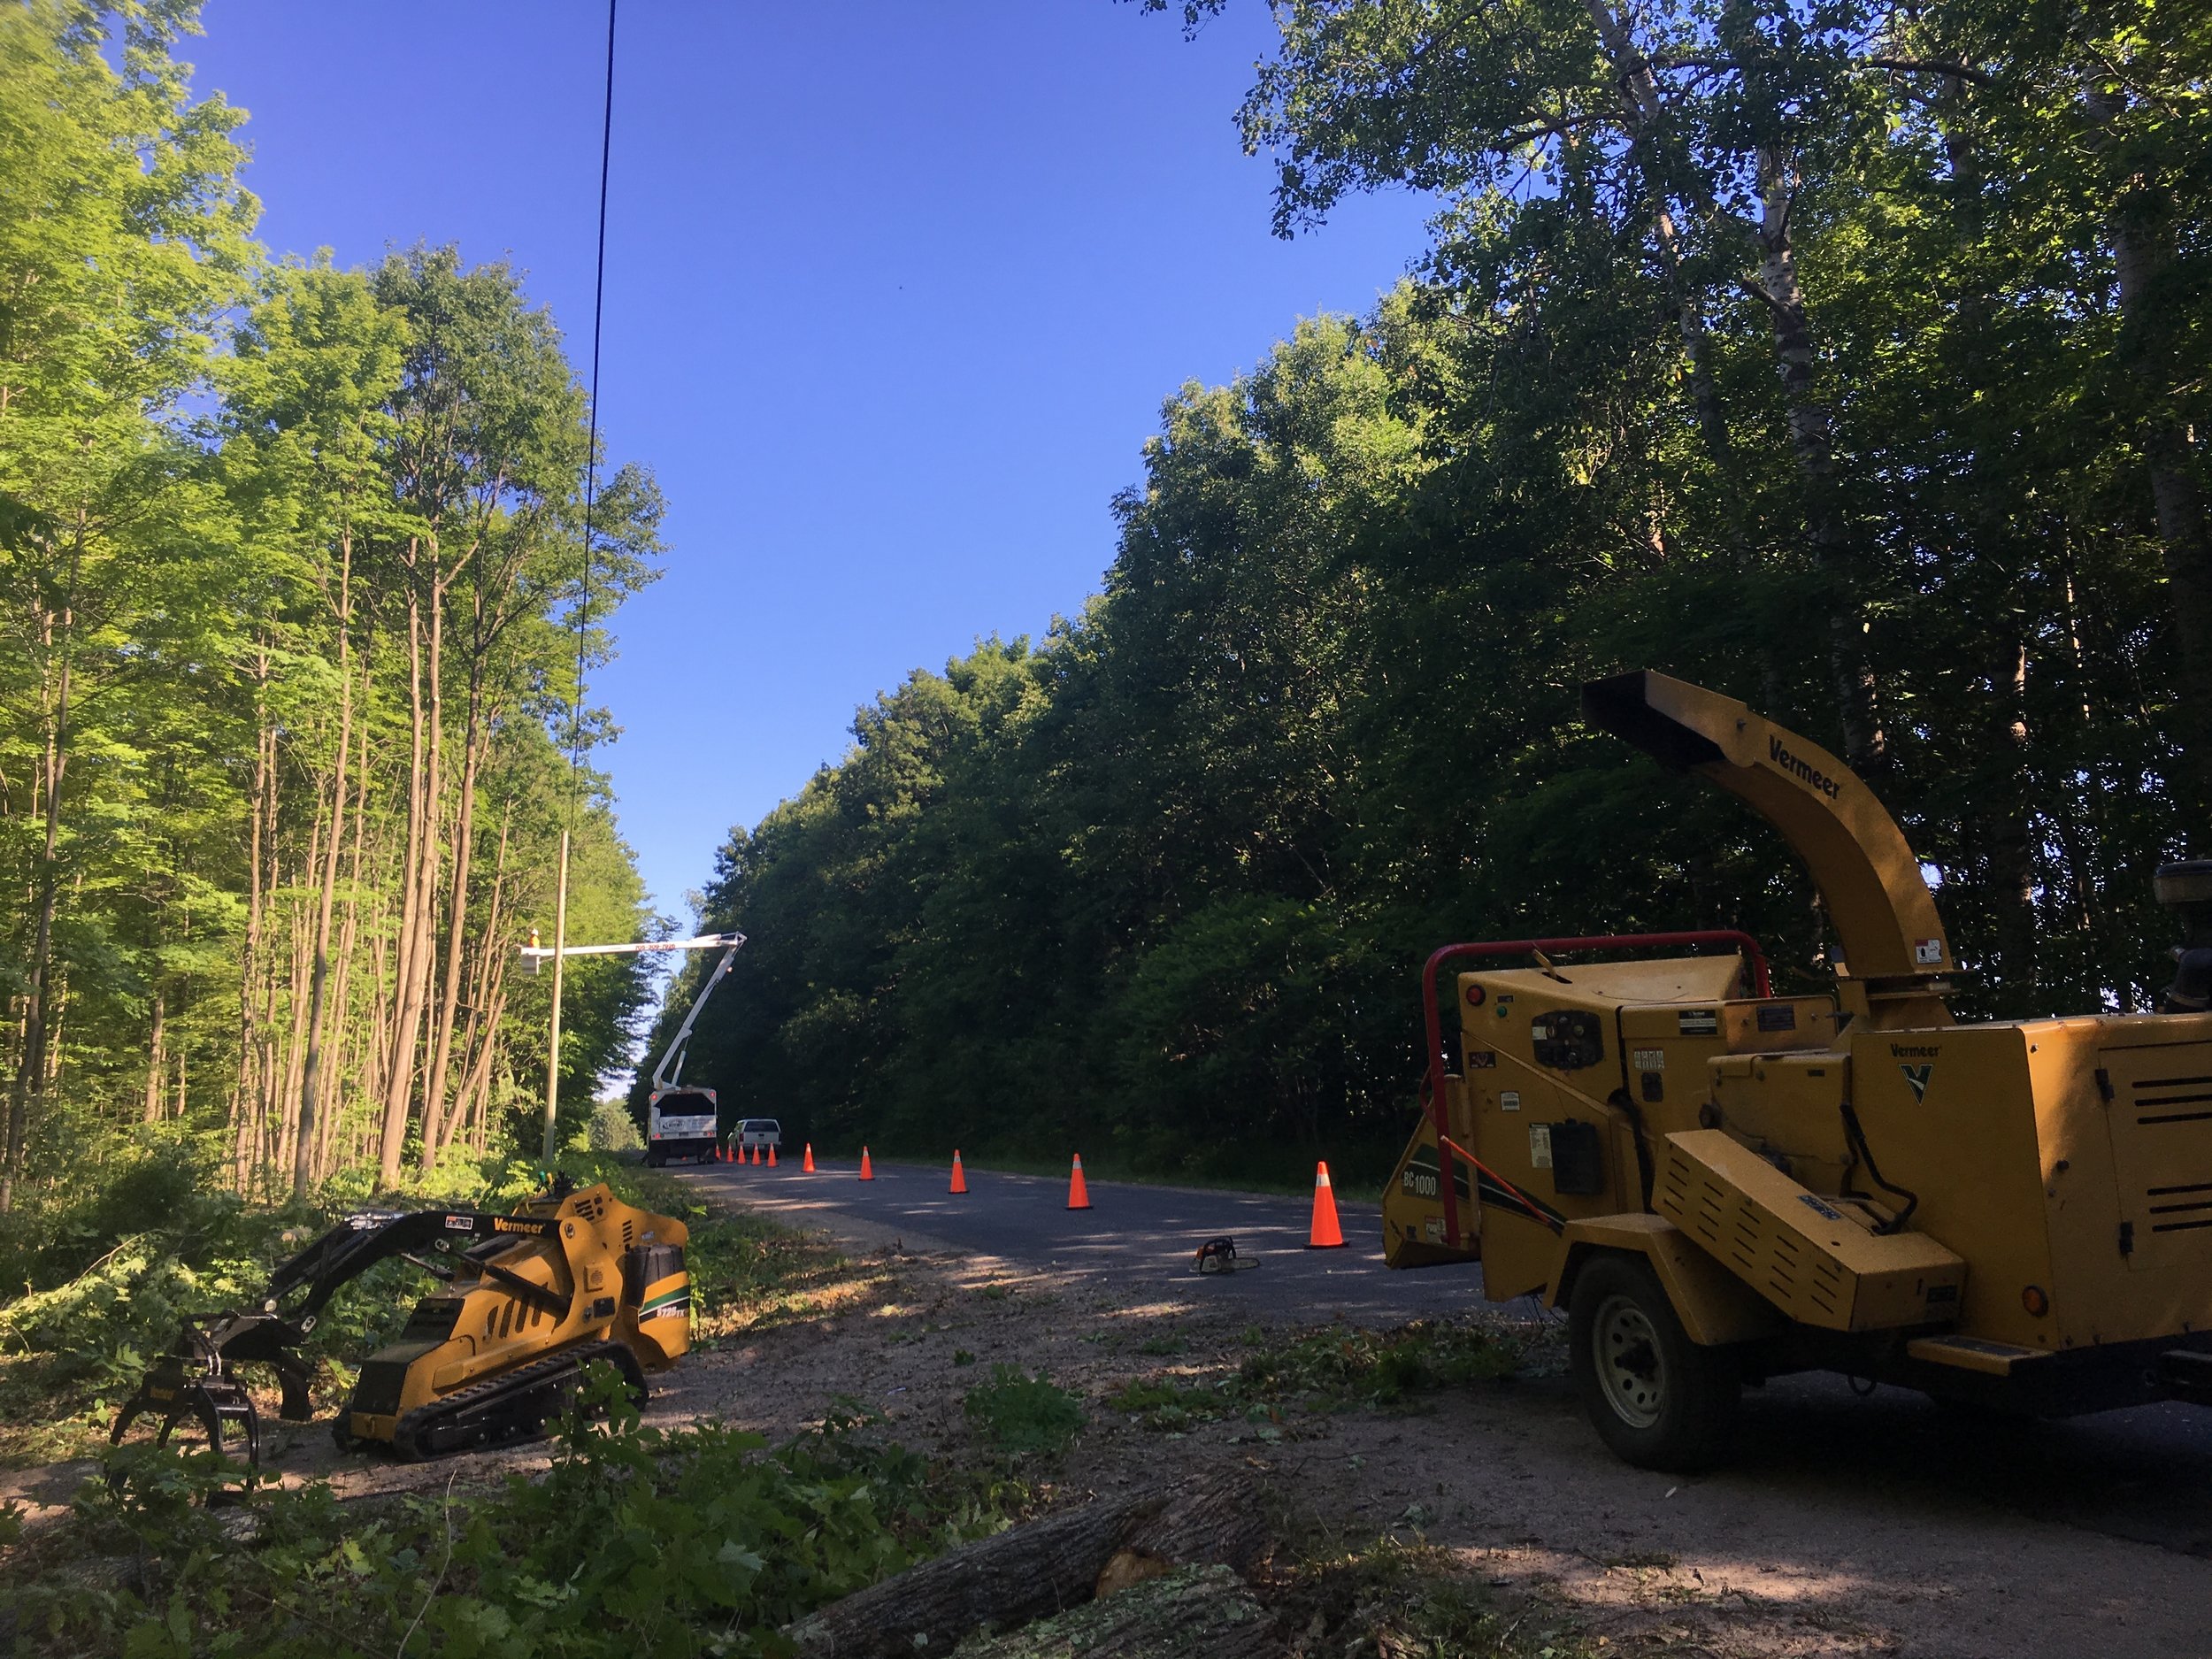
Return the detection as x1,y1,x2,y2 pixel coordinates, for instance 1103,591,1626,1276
961,1366,1087,1455
1105,1318,1525,1432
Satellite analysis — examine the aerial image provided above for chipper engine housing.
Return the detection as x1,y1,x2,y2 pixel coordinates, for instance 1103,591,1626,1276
1382,670,2212,1468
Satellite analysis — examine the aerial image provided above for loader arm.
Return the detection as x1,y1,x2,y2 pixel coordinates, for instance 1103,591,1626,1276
112,1206,572,1460
262,1208,566,1325
1581,671,1953,1025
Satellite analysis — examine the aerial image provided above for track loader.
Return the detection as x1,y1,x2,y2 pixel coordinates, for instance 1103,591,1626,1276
1383,670,2212,1470
111,1175,690,1469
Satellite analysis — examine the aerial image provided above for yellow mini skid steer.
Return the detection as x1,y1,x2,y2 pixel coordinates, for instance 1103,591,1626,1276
1383,671,2212,1470
111,1174,690,1469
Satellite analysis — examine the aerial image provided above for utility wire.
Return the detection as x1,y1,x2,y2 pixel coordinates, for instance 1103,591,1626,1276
543,0,618,1164
572,0,618,784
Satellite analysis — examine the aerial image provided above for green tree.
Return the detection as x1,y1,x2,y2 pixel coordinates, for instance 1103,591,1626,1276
0,0,256,1208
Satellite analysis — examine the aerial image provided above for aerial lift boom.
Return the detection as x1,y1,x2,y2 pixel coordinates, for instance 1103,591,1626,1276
523,929,745,1160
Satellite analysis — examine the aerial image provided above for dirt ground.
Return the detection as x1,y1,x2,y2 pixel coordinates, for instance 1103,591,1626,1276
14,1199,2211,1659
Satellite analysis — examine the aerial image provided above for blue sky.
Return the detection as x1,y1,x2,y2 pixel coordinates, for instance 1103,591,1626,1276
188,1,1433,926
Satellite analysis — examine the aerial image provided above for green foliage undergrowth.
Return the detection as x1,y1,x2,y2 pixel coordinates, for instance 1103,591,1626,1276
6,1369,1021,1659
0,1149,835,1466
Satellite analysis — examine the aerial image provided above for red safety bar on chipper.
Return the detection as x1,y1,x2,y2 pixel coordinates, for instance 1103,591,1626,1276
1421,931,1770,1248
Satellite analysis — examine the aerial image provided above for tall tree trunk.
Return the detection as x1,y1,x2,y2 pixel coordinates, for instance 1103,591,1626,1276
1585,0,1771,698
4,556,75,1215
1985,638,2039,1010
142,987,165,1124
296,546,357,1198
1754,146,1883,772
459,986,507,1156
237,665,273,1164
276,903,311,1179
2086,87,2212,826
319,711,372,1185
420,680,483,1167
441,795,510,1156
379,579,431,1185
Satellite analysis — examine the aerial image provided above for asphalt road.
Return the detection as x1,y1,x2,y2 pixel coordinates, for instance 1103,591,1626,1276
680,1156,1501,1324
681,1154,2212,1557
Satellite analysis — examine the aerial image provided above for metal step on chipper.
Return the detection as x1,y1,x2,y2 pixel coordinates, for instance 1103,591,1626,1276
111,1174,690,1470
1382,670,2212,1471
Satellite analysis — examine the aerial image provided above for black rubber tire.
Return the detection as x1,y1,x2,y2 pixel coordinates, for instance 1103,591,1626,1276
1569,1252,1740,1472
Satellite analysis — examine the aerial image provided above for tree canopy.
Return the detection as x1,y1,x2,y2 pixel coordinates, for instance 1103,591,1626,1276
645,1,2209,1179
0,0,663,1217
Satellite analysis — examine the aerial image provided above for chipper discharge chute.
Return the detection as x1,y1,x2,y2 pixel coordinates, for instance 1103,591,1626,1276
1382,669,2212,1471
111,1175,691,1470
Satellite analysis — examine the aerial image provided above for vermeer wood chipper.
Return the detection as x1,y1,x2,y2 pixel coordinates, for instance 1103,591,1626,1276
1382,670,2212,1470
111,1176,691,1468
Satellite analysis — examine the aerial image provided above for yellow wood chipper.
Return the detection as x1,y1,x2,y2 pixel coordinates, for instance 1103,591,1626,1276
1383,670,2212,1470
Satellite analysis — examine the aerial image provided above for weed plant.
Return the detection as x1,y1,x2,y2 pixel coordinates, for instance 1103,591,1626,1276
959,1367,1087,1456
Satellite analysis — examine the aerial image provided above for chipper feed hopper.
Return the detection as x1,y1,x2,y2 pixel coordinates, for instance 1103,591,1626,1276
1382,670,2212,1470
112,1175,691,1469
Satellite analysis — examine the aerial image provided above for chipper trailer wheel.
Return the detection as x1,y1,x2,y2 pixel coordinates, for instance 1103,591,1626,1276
1569,1253,1740,1472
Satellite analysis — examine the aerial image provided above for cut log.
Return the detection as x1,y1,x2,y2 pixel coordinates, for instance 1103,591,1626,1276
787,1469,1269,1658
957,1563,1282,1659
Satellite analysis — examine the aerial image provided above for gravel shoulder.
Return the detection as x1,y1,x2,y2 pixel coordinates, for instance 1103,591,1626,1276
664,1180,2212,1659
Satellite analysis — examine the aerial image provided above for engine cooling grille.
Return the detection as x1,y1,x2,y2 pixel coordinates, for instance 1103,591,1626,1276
1653,1130,1962,1332
2102,1045,2212,1269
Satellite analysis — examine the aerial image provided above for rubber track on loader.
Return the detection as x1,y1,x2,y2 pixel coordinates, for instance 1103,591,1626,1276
389,1338,646,1461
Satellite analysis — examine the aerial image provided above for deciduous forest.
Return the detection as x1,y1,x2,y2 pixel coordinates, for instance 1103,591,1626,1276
0,0,662,1233
642,0,2212,1180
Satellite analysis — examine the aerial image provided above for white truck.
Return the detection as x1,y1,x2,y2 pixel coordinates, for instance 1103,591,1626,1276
521,929,746,1171
647,1087,720,1166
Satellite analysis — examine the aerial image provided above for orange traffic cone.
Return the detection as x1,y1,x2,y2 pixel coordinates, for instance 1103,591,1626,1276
859,1146,875,1181
751,1144,761,1166
1308,1160,1346,1248
768,1144,778,1167
803,1142,816,1172
1066,1153,1092,1211
949,1151,968,1194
